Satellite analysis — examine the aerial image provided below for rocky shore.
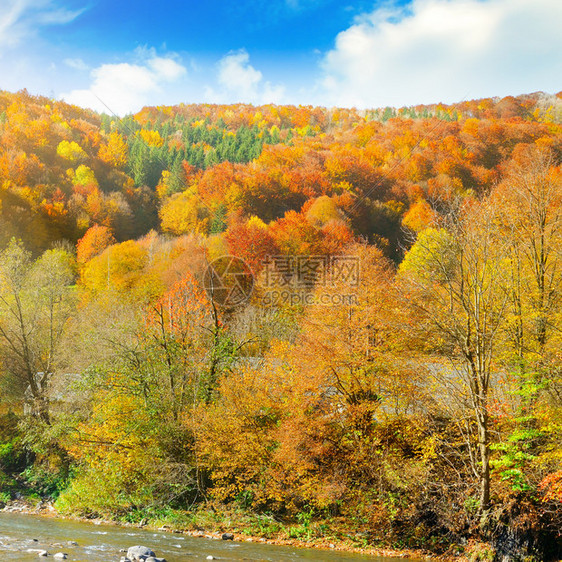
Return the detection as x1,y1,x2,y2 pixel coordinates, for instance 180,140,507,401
0,499,422,560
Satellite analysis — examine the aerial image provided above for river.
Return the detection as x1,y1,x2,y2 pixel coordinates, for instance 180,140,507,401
0,512,421,561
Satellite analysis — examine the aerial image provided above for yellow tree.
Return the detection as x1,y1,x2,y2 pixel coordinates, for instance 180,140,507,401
80,240,149,296
399,201,510,515
56,140,87,162
62,273,239,511
490,146,562,497
159,191,210,236
0,240,76,422
98,131,128,169
493,146,562,368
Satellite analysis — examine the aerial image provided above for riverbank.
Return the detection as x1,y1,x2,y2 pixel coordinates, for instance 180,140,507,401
1,499,438,560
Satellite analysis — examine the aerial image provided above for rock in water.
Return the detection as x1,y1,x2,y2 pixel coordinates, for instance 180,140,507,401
26,549,49,557
127,545,156,560
54,554,67,560
222,533,234,540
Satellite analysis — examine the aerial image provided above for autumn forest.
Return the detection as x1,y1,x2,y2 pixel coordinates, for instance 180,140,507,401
2,88,562,560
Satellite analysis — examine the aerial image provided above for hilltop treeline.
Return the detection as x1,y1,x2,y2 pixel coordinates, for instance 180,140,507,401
1,88,561,258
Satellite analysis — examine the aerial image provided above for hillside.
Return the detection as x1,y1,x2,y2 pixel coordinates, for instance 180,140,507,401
1,89,561,258
2,89,562,561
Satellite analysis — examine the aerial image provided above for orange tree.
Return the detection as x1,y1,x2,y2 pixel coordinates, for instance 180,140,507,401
196,245,435,530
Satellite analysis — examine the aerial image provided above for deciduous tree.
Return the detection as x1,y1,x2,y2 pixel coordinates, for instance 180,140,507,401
399,202,510,515
0,240,76,422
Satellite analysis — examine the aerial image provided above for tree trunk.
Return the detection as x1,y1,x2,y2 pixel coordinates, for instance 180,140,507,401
477,407,490,513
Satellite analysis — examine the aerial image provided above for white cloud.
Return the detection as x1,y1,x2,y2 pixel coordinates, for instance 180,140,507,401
148,56,186,81
218,51,263,98
60,50,187,116
0,0,84,50
320,0,562,108
207,50,286,104
59,48,284,114
64,57,88,71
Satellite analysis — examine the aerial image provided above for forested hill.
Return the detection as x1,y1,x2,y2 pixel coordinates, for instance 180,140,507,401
3,89,562,559
1,88,561,259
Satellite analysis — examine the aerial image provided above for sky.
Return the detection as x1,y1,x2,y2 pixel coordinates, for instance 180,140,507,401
0,0,560,115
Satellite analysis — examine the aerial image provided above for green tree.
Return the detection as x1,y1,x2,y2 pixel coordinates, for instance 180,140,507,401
0,240,76,422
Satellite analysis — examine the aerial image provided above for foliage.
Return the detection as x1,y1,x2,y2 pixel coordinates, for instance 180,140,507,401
1,90,562,558
0,239,76,421
76,224,116,263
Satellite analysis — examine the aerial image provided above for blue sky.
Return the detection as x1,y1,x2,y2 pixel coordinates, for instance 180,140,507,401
0,0,561,115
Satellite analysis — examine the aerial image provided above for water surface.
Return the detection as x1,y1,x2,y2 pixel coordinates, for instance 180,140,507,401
0,512,419,561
